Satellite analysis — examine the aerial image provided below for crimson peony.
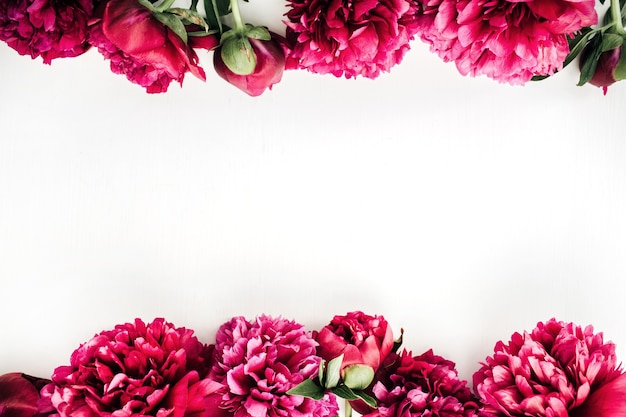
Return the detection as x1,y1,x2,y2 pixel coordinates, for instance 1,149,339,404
0,0,94,63
473,318,624,417
284,0,419,79
415,0,597,84
0,373,52,417
88,0,206,93
362,349,479,417
207,315,339,417
38,318,214,417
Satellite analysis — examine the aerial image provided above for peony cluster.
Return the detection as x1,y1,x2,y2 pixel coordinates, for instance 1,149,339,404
414,0,598,84
1,315,624,417
473,318,625,417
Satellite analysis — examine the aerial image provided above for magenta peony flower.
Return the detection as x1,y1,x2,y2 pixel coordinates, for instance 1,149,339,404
0,0,94,63
0,373,52,417
284,0,419,79
361,349,478,417
213,33,287,97
38,318,215,417
88,0,206,93
415,0,597,84
473,318,624,417
314,311,394,376
207,315,339,417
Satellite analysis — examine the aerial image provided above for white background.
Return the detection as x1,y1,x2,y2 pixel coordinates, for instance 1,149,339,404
1,2,626,388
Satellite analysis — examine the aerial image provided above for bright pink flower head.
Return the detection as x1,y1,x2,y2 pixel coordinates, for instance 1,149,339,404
363,349,478,417
38,318,215,417
207,315,339,417
314,311,394,375
415,0,597,84
88,0,206,93
0,0,94,63
473,318,623,417
0,373,52,417
284,0,419,79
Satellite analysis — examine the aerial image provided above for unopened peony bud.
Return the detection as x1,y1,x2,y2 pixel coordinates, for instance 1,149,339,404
582,44,626,94
213,32,286,96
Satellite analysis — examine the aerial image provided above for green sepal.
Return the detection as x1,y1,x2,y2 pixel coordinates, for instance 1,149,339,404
614,45,626,80
153,0,176,12
601,32,624,51
286,379,325,400
343,364,374,390
221,34,256,75
168,8,209,31
154,12,188,43
324,354,343,389
318,359,326,385
245,25,271,40
138,0,157,11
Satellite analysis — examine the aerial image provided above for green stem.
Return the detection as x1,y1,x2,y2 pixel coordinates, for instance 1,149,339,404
190,0,198,11
610,0,626,35
345,400,352,417
229,0,246,32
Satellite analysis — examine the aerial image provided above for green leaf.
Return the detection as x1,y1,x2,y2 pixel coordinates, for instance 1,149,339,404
578,34,604,85
343,364,375,390
168,8,209,31
331,384,360,401
154,12,188,44
204,0,222,32
392,328,404,353
153,0,176,13
138,0,156,11
353,390,377,409
221,35,256,75
245,25,271,40
324,355,343,389
286,379,325,400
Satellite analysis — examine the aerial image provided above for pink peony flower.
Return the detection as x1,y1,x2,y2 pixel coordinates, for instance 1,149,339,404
207,315,339,417
415,0,597,84
571,372,626,417
362,349,478,417
38,318,215,417
0,0,94,63
314,311,394,375
473,318,624,417
88,0,206,93
0,373,52,417
284,0,420,79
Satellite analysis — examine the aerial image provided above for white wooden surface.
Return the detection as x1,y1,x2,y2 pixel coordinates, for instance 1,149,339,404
1,9,626,385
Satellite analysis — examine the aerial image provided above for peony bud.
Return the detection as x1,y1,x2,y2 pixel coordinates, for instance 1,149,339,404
213,31,286,96
581,43,626,94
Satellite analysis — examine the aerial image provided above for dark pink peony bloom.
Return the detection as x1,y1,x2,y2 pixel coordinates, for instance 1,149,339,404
38,318,215,417
0,0,93,63
415,0,597,84
571,372,626,417
284,0,419,79
362,349,478,417
473,318,623,417
213,34,287,97
207,315,339,417
314,311,394,375
0,373,52,417
88,0,206,93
